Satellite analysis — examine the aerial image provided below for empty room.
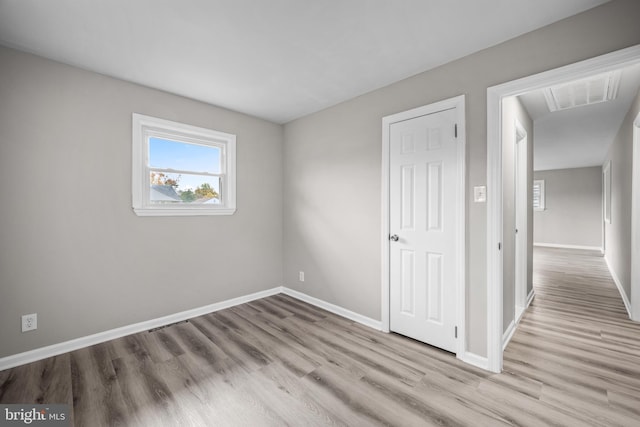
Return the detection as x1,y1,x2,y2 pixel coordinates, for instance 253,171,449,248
1,1,639,426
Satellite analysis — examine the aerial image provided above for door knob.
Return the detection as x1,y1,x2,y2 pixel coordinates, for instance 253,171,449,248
390,234,399,241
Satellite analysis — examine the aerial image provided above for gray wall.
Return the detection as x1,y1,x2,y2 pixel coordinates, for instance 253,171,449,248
0,46,284,358
533,167,603,248
502,97,534,334
283,0,640,357
603,88,640,300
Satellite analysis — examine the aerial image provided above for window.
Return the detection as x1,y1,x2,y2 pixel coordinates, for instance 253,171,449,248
533,179,545,211
132,114,236,216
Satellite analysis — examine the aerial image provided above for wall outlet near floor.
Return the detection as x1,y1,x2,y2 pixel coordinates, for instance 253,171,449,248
299,271,305,282
21,313,37,332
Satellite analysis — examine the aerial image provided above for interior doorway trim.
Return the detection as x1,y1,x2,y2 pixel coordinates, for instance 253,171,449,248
487,44,640,373
381,95,467,361
632,113,640,322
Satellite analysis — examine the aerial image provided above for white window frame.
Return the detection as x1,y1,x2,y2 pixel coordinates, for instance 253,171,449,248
533,179,545,211
132,113,236,216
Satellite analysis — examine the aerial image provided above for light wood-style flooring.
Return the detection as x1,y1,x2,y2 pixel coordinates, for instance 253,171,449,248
1,247,639,426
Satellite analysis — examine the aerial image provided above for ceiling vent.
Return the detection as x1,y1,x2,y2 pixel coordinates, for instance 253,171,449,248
543,71,621,112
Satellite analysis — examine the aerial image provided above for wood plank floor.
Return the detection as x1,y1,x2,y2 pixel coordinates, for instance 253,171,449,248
1,247,639,426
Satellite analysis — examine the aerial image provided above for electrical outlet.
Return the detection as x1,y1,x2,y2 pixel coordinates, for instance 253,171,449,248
21,313,37,332
299,271,305,282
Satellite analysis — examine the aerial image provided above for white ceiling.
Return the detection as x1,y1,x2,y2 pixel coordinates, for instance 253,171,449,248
519,63,640,171
0,0,609,124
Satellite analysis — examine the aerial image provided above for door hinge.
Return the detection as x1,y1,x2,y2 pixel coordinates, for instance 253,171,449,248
455,326,458,338
454,123,458,138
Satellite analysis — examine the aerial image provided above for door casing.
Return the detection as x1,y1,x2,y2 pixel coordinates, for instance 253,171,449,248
632,113,640,322
381,95,467,361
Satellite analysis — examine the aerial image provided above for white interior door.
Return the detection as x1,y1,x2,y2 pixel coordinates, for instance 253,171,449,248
514,121,528,321
389,107,459,353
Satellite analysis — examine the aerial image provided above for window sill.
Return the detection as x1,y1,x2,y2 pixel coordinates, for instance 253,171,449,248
133,207,236,216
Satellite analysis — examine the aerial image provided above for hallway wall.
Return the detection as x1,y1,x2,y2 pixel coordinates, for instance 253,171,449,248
603,87,640,303
502,97,534,334
533,167,603,249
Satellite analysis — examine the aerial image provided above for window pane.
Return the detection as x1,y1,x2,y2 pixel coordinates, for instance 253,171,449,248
533,180,544,210
150,172,221,205
149,137,221,174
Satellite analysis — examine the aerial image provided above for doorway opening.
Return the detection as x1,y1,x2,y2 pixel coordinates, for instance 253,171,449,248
487,45,640,373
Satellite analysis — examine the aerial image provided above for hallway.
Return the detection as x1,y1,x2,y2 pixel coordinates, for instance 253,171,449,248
503,247,640,423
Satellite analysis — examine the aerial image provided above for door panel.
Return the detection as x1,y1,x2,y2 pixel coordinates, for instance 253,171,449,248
389,107,459,353
400,249,415,315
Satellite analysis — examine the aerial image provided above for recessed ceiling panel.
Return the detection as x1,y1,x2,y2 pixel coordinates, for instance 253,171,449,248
544,71,621,112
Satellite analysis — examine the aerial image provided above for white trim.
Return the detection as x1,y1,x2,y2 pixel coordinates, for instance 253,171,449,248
632,114,640,321
381,95,466,359
381,113,391,333
487,85,504,373
605,256,632,318
0,287,282,371
282,287,383,330
533,242,603,252
457,351,489,371
456,98,467,363
507,288,536,348
507,288,535,349
132,113,237,216
526,288,535,308
502,320,516,350
487,44,640,374
515,289,534,330
133,207,237,216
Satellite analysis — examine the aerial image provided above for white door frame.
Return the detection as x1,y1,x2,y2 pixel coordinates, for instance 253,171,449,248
487,44,640,373
632,113,640,322
381,95,466,359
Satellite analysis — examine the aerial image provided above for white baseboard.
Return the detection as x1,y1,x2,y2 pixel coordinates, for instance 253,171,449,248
534,242,603,252
604,256,632,318
515,290,533,323
510,289,536,351
457,351,489,371
502,320,516,351
515,305,525,324
6,284,499,372
281,287,383,330
0,287,283,372
0,286,385,371
526,289,535,308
